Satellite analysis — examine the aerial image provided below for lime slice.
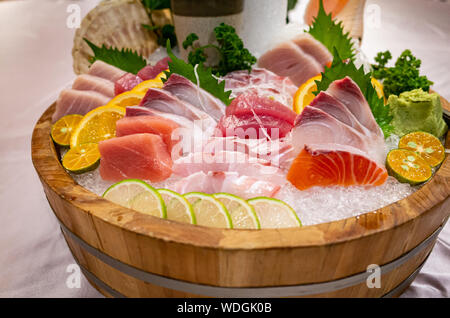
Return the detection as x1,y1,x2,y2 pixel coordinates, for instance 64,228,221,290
158,189,196,224
62,143,100,174
129,188,167,218
247,197,302,229
213,193,260,229
103,179,153,208
184,192,232,229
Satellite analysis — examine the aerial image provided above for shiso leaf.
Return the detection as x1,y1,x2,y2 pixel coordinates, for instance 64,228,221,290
307,0,355,61
315,48,393,137
84,38,147,75
163,40,233,106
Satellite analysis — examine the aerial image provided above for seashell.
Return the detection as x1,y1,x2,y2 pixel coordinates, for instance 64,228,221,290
72,0,172,75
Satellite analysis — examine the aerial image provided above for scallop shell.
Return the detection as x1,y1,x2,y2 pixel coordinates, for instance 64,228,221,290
72,0,172,75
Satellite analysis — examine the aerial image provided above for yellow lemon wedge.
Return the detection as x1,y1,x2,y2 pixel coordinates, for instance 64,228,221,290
70,105,125,148
293,75,322,114
106,91,145,108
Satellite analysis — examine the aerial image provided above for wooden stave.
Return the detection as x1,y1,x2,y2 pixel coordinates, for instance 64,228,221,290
31,99,450,296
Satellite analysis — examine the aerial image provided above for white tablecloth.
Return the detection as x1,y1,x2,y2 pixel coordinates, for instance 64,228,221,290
0,0,448,297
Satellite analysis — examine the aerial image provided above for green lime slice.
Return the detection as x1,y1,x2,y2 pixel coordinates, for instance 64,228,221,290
213,193,260,229
129,188,167,218
158,189,196,224
103,179,154,208
247,197,302,229
184,192,233,229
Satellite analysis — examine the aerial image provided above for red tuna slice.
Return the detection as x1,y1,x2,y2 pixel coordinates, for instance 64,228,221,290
99,133,172,182
226,94,297,126
115,115,180,152
137,57,171,80
287,144,388,190
114,73,143,95
217,114,294,139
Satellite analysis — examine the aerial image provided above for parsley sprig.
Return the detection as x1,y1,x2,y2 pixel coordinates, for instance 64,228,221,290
307,0,355,61
84,39,147,74
182,23,257,76
163,40,233,106
372,49,433,97
315,48,393,137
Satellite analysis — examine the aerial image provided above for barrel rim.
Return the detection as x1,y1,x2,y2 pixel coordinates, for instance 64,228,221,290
31,100,450,251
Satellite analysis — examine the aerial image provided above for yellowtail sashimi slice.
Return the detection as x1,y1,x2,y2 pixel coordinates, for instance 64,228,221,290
158,189,196,224
184,192,232,229
213,193,260,229
103,179,153,208
129,188,167,218
247,197,302,229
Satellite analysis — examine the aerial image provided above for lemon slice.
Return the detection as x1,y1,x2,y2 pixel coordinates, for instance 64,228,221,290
371,77,386,103
51,114,83,147
247,197,302,229
62,143,100,174
129,188,167,218
213,193,260,229
103,179,154,208
132,79,164,94
293,75,321,114
184,192,232,229
398,131,445,167
158,189,196,224
106,91,145,108
70,105,125,148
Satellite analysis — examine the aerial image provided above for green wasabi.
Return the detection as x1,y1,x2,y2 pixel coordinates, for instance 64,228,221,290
388,89,448,138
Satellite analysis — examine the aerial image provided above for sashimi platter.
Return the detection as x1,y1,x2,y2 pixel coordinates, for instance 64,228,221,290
32,0,450,297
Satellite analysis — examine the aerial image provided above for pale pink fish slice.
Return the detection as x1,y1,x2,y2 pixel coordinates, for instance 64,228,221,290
72,74,115,98
292,106,371,155
163,74,226,121
326,76,383,138
173,171,281,199
87,60,126,82
258,41,323,86
291,33,332,66
52,89,110,122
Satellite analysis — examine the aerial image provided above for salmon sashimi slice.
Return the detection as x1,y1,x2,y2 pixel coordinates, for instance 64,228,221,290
226,94,297,126
52,89,110,122
223,68,297,107
72,74,115,98
115,115,180,152
287,144,388,190
87,60,126,82
172,151,286,185
291,33,333,66
99,133,172,182
114,73,143,95
327,77,383,138
258,41,323,86
137,57,171,80
173,171,281,199
139,88,216,123
163,74,226,121
292,106,371,155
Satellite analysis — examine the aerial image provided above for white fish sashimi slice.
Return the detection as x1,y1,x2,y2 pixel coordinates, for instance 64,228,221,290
72,74,115,98
87,60,126,82
172,151,286,185
163,74,226,121
258,41,323,87
173,171,281,199
52,89,110,122
292,106,371,156
291,33,332,66
326,76,384,138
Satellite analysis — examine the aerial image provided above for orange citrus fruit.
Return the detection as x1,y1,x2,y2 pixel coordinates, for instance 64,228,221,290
106,91,145,108
371,77,386,103
51,114,83,147
131,79,164,94
386,149,432,185
293,75,322,114
62,143,101,174
398,131,445,167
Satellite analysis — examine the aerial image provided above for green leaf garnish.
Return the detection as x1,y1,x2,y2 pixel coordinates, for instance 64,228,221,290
84,38,146,74
141,0,170,11
163,40,233,106
315,48,393,137
307,0,355,61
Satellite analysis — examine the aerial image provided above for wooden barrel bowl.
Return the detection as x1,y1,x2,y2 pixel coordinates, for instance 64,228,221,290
32,98,450,298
